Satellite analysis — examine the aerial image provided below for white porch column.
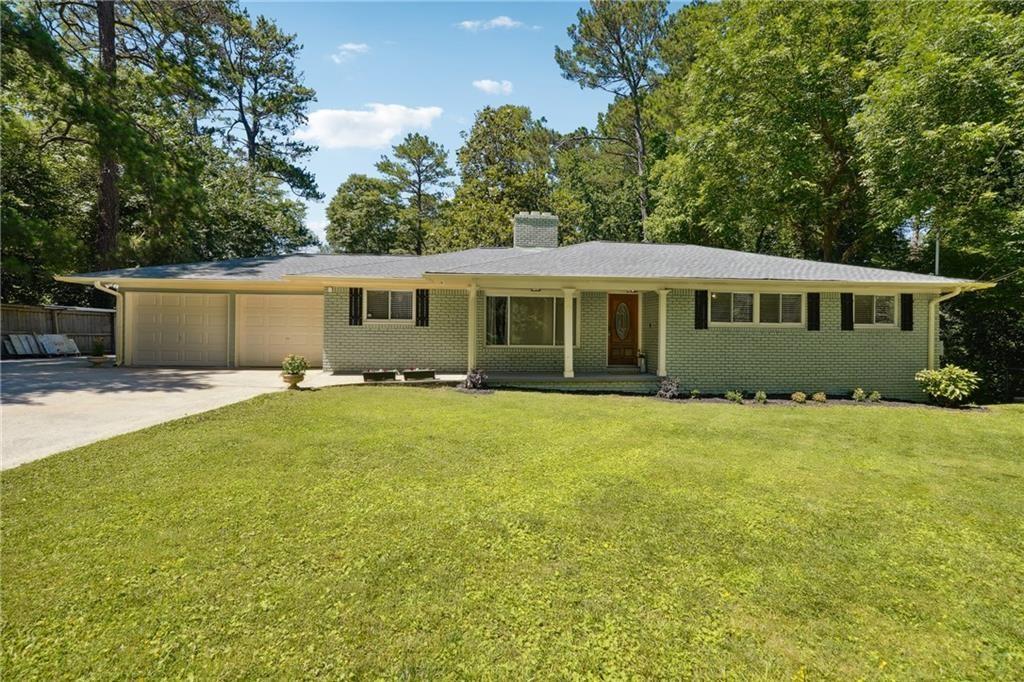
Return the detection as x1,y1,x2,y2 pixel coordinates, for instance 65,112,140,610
657,289,669,377
467,284,478,372
563,288,576,378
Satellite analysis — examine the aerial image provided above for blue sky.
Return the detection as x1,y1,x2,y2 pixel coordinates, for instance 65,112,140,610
242,2,614,241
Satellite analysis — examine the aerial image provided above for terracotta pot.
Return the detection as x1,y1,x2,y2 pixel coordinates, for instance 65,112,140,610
87,356,109,367
282,373,304,389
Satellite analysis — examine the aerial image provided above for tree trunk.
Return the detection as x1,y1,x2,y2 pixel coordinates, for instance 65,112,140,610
96,0,119,268
631,96,649,242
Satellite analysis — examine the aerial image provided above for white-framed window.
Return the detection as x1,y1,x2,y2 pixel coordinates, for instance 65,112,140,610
365,289,414,323
485,294,579,347
759,293,803,325
854,294,896,327
710,291,804,326
710,291,755,324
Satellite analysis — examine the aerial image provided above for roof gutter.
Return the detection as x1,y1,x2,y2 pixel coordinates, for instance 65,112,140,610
927,287,966,370
92,281,124,366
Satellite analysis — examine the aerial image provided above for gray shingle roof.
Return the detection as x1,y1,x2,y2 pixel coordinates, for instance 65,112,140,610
427,241,973,284
296,247,536,279
66,241,974,285
68,253,406,281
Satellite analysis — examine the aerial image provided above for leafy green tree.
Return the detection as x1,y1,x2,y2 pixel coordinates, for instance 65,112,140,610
1,2,321,306
852,0,1024,401
376,133,453,254
552,127,643,244
555,0,668,235
649,0,876,262
435,105,557,250
210,10,321,201
326,175,402,254
0,111,92,304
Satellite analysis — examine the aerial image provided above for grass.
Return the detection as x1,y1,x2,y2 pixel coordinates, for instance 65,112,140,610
3,387,1023,678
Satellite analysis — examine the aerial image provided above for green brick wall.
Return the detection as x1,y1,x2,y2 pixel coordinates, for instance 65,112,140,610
324,286,935,400
658,289,933,401
323,288,468,373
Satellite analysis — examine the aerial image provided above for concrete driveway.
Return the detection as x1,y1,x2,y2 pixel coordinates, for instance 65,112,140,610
1,358,357,469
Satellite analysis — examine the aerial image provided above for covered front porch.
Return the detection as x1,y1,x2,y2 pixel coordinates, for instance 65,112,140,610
465,285,671,378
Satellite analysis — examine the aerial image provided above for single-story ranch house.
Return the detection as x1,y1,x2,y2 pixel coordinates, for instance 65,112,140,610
58,212,991,400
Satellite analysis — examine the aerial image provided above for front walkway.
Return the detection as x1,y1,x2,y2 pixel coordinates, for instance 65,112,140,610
1,359,434,469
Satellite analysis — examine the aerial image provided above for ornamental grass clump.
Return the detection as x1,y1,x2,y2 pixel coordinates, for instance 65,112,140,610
852,387,867,402
915,365,980,407
812,392,827,403
791,391,807,404
754,390,767,404
868,390,882,403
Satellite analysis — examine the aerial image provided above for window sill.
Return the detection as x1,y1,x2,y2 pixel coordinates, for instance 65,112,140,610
364,319,414,326
708,323,804,328
485,344,582,349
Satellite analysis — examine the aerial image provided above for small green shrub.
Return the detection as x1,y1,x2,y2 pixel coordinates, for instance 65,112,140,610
852,387,866,402
657,377,682,400
812,392,827,403
791,391,807,404
915,365,980,407
868,391,882,403
91,340,106,357
724,390,744,404
281,354,309,376
754,390,767,404
690,388,701,400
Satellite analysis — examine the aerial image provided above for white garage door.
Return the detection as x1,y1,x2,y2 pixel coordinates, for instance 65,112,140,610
130,292,229,366
236,294,323,367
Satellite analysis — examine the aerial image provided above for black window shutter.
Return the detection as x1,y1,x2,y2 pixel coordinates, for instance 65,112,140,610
415,289,429,327
807,292,821,331
900,293,913,331
840,293,854,330
349,287,362,326
694,290,708,330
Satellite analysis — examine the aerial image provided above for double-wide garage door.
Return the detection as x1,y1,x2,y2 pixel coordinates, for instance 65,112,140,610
128,292,322,367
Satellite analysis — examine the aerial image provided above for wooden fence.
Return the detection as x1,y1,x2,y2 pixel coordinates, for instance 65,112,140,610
1,303,115,355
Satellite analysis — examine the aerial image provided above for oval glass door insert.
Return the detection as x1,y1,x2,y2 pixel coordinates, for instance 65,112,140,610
614,302,630,340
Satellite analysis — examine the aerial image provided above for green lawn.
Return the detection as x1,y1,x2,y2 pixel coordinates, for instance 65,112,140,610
3,388,1023,678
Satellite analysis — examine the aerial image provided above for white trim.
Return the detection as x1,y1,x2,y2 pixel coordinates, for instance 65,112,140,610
563,288,575,378
657,289,668,377
467,284,477,371
363,288,414,324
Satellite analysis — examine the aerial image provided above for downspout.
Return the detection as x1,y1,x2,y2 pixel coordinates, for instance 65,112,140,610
927,287,963,370
93,281,124,366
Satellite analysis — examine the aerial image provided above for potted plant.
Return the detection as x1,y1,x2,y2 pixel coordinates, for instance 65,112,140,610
362,368,397,382
87,340,109,367
281,354,309,389
402,367,436,381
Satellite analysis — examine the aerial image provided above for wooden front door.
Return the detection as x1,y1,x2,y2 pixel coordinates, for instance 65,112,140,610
607,293,638,366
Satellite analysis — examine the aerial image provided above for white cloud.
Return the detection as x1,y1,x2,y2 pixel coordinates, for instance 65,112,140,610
472,79,514,95
330,42,369,64
457,15,529,31
294,104,443,149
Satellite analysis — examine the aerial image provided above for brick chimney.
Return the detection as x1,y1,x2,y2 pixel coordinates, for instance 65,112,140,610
512,211,558,248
